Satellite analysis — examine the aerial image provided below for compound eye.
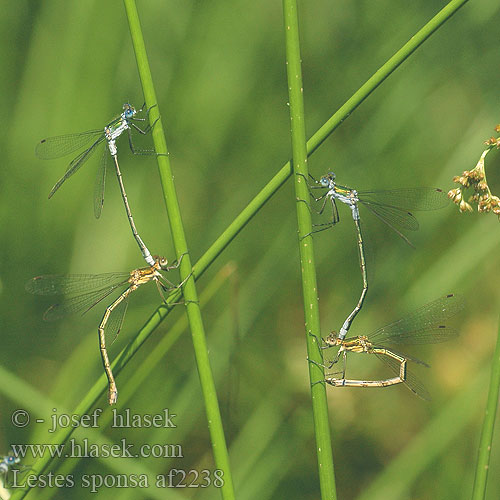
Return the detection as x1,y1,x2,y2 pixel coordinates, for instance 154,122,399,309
327,171,336,180
6,457,15,465
325,332,337,345
320,177,329,187
158,257,169,268
123,103,135,115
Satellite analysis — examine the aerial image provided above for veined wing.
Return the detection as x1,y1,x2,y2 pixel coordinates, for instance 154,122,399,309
357,188,448,211
357,188,448,241
360,200,420,232
94,149,108,219
104,296,129,346
48,137,105,198
368,294,463,345
36,129,104,159
41,282,127,321
26,273,131,296
373,347,429,367
375,352,430,401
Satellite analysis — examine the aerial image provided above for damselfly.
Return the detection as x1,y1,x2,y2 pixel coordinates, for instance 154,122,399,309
26,256,182,405
0,450,20,498
36,103,156,266
309,172,449,340
316,294,463,400
0,452,19,475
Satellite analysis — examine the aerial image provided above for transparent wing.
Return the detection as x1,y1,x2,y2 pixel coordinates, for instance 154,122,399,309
360,201,420,232
357,187,448,242
41,283,126,321
104,295,129,346
368,294,464,345
374,347,429,367
94,149,108,219
47,138,105,198
375,353,431,401
26,273,130,296
357,188,449,211
321,194,339,224
35,129,104,159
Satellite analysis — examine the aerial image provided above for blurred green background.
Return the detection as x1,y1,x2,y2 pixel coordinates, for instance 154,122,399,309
1,0,500,499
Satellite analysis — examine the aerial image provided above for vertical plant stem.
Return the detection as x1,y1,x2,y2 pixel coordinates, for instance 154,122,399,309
282,2,337,499
471,313,500,500
123,1,235,498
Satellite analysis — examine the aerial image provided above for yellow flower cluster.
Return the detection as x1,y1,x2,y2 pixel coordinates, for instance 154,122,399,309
448,126,500,220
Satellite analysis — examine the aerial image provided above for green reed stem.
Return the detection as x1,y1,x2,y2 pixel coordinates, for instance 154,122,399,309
10,3,467,497
122,1,235,498
471,313,500,500
282,1,336,499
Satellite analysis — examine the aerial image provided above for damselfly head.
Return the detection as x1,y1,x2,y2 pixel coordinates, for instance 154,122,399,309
324,332,339,346
123,103,136,119
155,256,169,269
320,172,336,188
0,452,20,474
6,455,20,466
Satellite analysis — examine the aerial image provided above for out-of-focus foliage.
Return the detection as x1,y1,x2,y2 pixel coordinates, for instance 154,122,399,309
1,1,499,499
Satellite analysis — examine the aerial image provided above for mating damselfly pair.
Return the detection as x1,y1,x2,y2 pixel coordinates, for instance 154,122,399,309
28,103,184,405
306,171,459,397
